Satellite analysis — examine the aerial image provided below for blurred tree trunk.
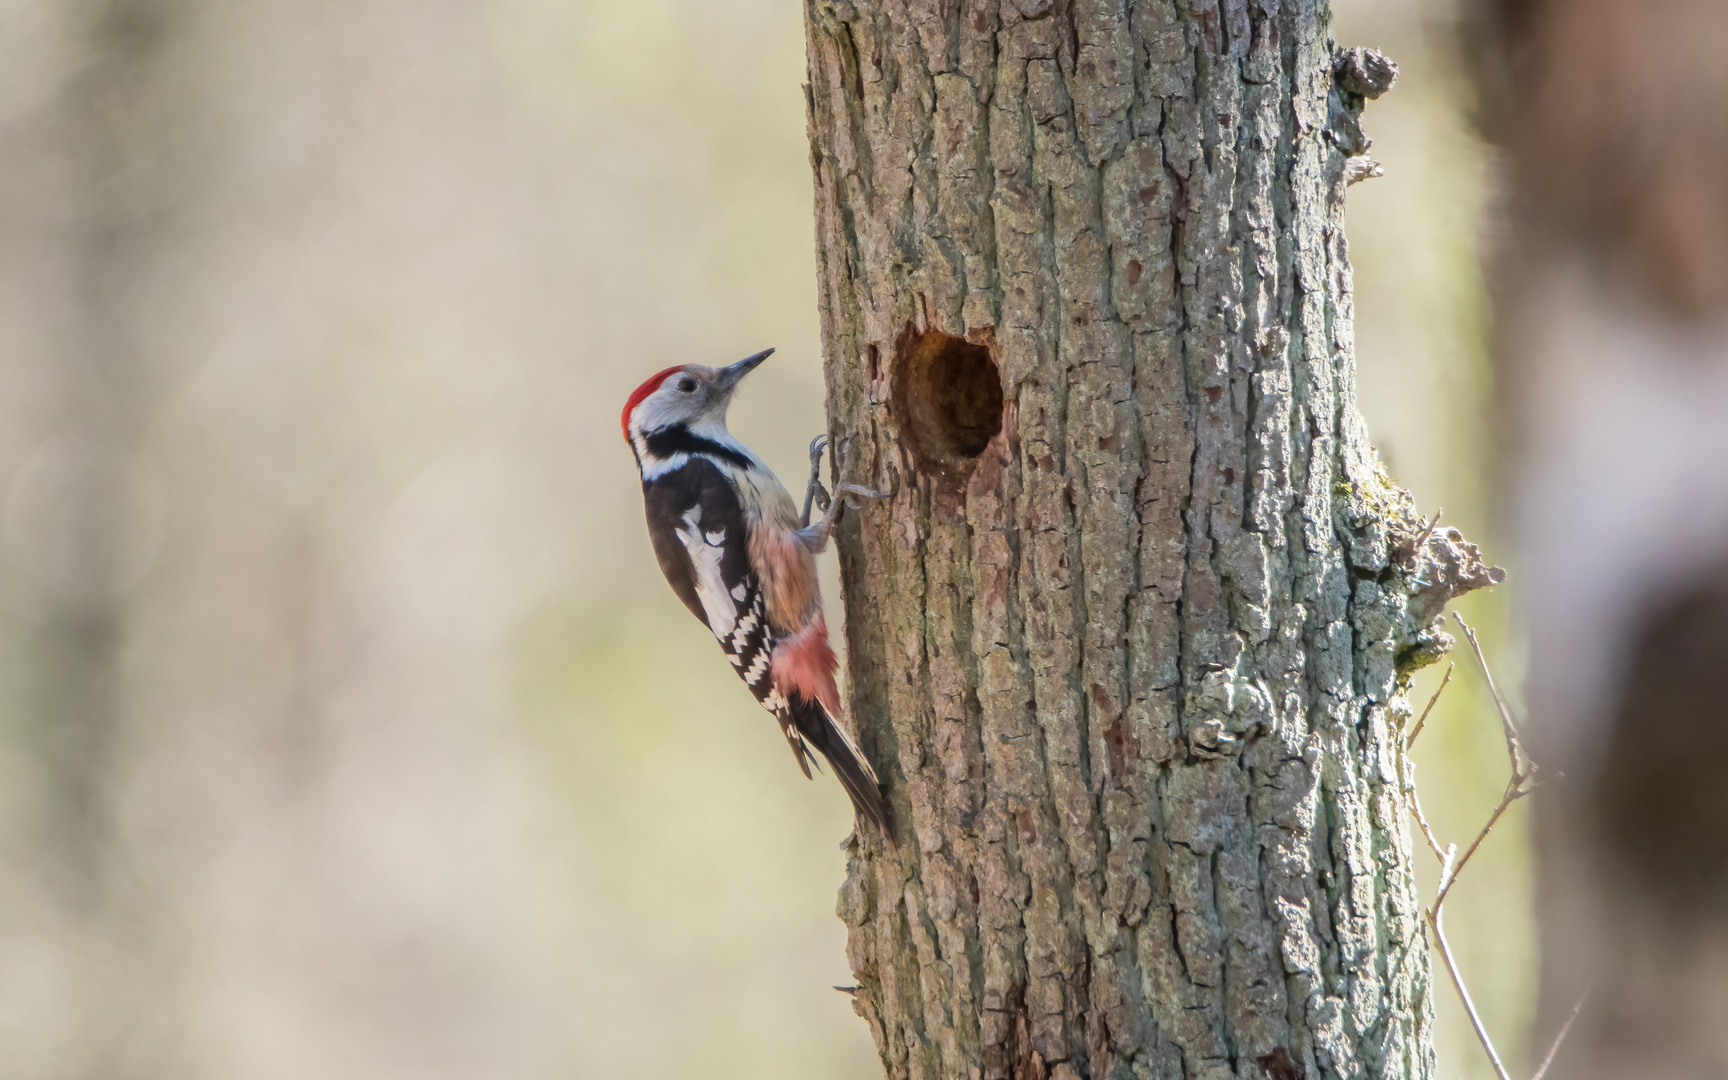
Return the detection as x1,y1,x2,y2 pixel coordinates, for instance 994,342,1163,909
0,1,599,1074
1471,1,1728,1074
803,4,1496,1077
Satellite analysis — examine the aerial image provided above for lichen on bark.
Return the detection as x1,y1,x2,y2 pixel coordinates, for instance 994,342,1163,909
801,3,1492,1077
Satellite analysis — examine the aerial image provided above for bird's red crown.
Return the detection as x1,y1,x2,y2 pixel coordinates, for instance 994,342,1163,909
620,365,689,440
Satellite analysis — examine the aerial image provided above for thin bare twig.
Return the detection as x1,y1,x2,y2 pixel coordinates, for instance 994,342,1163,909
1406,663,1454,748
1453,613,1529,777
1431,617,1539,907
1406,771,1448,865
1428,904,1514,1080
1402,615,1580,1079
1529,993,1589,1080
1434,776,1525,907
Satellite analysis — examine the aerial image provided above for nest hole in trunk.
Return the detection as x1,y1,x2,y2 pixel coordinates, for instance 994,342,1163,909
890,327,1003,483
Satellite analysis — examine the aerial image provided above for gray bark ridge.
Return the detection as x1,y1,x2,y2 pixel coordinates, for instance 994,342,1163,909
802,5,1492,1078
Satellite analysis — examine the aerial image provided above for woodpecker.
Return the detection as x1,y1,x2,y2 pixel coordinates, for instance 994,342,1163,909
622,349,891,834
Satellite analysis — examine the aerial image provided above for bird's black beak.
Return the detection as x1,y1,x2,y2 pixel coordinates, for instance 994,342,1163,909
713,348,773,395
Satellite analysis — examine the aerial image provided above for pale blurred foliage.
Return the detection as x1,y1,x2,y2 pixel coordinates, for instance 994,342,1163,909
0,0,1524,1078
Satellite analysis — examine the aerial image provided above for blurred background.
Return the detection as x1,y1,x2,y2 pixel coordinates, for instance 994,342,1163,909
0,1,1529,1077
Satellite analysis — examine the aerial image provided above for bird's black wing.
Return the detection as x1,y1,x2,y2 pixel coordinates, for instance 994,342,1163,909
641,457,884,814
641,459,780,709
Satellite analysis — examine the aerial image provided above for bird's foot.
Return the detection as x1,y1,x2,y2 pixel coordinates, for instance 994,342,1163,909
800,433,833,528
798,445,893,553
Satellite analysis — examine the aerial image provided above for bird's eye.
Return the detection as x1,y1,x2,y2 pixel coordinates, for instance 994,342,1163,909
677,378,697,393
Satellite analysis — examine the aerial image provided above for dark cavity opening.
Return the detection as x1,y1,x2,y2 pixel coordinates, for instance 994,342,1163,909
890,327,1004,480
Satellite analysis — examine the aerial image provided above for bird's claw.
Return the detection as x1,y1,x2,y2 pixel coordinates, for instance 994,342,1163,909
801,434,833,527
797,443,892,551
837,479,894,510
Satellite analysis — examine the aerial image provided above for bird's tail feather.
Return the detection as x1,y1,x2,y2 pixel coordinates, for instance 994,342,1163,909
790,697,892,837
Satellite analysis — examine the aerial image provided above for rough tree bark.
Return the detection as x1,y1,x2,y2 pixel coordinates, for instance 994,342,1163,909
801,4,1500,1079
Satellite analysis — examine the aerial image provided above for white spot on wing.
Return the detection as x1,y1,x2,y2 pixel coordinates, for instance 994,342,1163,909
744,648,772,686
675,505,737,639
731,605,759,649
731,583,748,602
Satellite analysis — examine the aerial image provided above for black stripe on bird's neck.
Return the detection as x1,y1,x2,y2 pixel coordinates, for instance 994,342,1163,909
643,424,754,471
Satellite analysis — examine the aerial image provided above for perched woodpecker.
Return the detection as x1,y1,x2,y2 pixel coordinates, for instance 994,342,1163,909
622,349,891,833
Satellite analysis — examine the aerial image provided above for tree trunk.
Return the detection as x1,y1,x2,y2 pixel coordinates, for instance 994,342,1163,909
802,4,1497,1078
